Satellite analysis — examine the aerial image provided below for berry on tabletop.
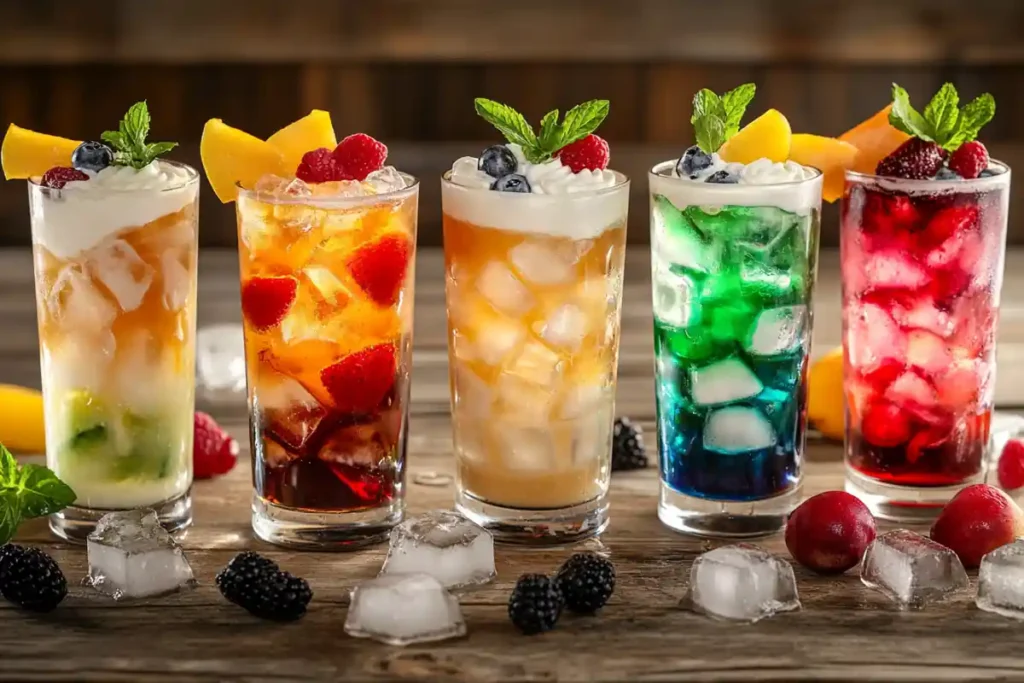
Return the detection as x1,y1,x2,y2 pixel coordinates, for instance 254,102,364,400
216,551,312,621
508,573,564,635
556,552,615,614
785,491,876,574
0,545,67,612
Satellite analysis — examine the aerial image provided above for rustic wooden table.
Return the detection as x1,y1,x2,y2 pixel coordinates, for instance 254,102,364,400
3,247,1024,682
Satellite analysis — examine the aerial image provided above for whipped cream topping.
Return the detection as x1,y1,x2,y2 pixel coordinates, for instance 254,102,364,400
31,161,198,259
448,143,619,194
674,152,818,185
653,158,822,215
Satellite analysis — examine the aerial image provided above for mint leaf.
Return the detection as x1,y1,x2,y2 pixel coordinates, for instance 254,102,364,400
15,464,76,518
474,98,537,151
537,109,561,156
102,101,178,169
474,98,610,164
889,84,934,141
690,89,729,153
722,83,756,138
559,100,610,149
889,83,996,152
947,93,996,150
0,490,19,546
0,443,16,483
923,83,960,146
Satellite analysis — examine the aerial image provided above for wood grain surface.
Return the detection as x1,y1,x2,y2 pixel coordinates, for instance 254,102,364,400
2,248,1024,682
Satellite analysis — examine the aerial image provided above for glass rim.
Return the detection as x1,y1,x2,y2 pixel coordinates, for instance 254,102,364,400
649,159,823,187
440,169,631,198
27,159,200,193
237,172,420,207
845,159,1011,189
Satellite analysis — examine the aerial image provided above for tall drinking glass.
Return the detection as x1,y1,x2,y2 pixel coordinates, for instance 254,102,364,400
238,177,418,549
441,174,629,543
650,162,822,537
31,162,200,541
841,165,1010,520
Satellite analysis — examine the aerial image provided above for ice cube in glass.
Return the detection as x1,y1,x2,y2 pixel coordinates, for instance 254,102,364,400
379,510,495,589
860,529,969,608
977,539,1024,619
686,544,800,622
345,573,466,646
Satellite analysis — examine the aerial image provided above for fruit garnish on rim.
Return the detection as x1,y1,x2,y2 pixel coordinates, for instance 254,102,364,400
876,82,997,180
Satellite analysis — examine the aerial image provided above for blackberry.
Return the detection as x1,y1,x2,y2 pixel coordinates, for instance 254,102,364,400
705,169,739,184
556,552,615,614
0,545,67,612
508,574,563,634
676,145,713,178
71,141,114,173
491,173,531,193
478,145,518,179
612,417,648,471
216,551,312,621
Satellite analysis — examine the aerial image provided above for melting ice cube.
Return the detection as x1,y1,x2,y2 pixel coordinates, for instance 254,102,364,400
46,265,118,335
476,261,533,316
364,166,408,193
652,264,699,329
379,510,496,589
689,357,764,406
86,509,194,600
977,540,1024,619
345,573,467,646
687,544,800,622
862,251,929,292
536,304,589,350
492,424,559,471
196,324,246,396
257,374,327,451
745,305,806,357
860,529,969,608
652,195,720,274
85,239,155,312
704,406,777,454
508,241,578,286
159,251,192,312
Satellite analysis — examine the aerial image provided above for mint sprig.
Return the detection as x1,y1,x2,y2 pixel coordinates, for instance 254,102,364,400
0,444,76,545
691,83,756,154
101,101,179,170
474,98,610,164
889,83,995,152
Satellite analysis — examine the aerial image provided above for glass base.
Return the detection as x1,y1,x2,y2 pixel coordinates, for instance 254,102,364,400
657,481,799,539
845,464,983,523
251,495,402,550
49,489,193,544
455,489,608,545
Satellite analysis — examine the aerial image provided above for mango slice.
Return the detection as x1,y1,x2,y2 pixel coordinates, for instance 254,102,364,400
807,347,844,442
789,134,859,203
719,109,792,165
838,105,910,175
1,124,81,180
200,119,287,203
267,110,338,173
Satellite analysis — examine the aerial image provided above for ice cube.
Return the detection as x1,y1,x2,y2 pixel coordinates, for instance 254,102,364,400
452,365,493,418
686,544,800,622
535,304,589,350
745,305,806,357
318,422,389,469
893,297,954,338
704,406,777,454
345,573,466,646
304,265,352,306
85,239,155,312
689,357,764,406
652,195,720,274
847,302,907,376
492,424,559,471
364,166,408,193
504,339,564,387
46,264,118,334
196,324,246,395
906,329,953,379
651,264,700,329
977,540,1024,619
379,510,496,589
472,317,524,367
254,174,311,196
860,529,969,607
863,251,929,292
159,251,192,312
475,261,533,316
886,371,938,411
571,400,614,465
86,509,195,600
257,374,327,450
508,241,578,286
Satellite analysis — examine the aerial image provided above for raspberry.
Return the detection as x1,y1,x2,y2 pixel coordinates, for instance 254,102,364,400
295,147,342,183
508,574,563,635
612,417,647,471
216,551,312,621
320,343,397,414
333,133,387,181
41,166,88,189
948,141,989,180
0,545,67,612
556,134,610,173
193,412,238,479
240,275,297,331
346,232,411,306
875,138,946,180
998,439,1024,491
556,553,615,614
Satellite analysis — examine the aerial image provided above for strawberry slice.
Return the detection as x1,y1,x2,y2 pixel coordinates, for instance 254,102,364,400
346,233,411,306
241,275,298,330
320,343,398,414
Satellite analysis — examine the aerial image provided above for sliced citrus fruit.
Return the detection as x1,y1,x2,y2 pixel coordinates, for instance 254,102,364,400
266,110,338,172
789,134,859,203
1,124,81,180
718,109,792,165
200,119,287,203
838,104,910,175
807,347,844,441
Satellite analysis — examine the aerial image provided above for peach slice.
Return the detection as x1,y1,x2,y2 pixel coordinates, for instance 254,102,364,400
1,124,81,180
839,104,911,175
718,109,791,165
267,109,338,173
789,134,859,203
200,119,287,203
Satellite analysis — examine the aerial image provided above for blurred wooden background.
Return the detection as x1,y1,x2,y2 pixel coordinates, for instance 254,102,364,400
1,0,1022,247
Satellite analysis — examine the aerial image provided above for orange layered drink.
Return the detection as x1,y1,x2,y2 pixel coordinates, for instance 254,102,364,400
202,112,417,548
2,102,198,540
442,99,629,542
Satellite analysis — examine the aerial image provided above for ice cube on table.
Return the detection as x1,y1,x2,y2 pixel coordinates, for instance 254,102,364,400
860,529,969,608
977,540,1024,619
704,406,777,454
687,544,800,622
345,573,467,646
652,264,700,329
508,241,578,286
745,305,806,357
652,195,720,274
196,324,246,397
689,357,764,406
86,509,194,600
379,510,495,589
475,261,534,316
85,239,155,312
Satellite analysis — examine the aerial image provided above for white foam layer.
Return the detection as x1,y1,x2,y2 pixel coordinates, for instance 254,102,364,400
651,160,821,215
31,161,198,258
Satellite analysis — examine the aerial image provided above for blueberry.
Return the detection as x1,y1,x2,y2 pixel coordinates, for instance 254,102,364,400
979,168,1000,178
491,173,531,193
935,167,961,180
705,170,739,184
478,145,518,179
676,145,713,178
71,141,114,173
